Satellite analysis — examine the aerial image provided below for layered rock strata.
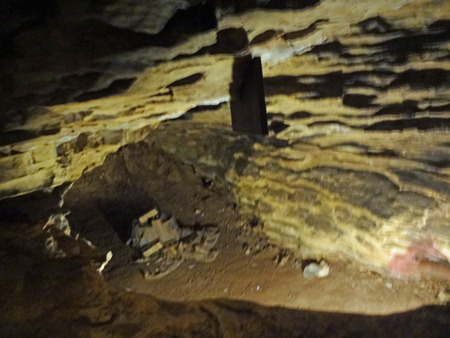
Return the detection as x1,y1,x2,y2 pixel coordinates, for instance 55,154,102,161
1,0,450,275
146,121,450,278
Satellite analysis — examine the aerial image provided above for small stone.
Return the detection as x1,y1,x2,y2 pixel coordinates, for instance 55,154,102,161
316,260,330,278
303,263,321,279
386,282,393,289
180,227,194,239
245,247,251,255
303,260,330,279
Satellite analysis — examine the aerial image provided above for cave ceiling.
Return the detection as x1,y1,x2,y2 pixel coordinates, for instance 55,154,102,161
1,0,450,275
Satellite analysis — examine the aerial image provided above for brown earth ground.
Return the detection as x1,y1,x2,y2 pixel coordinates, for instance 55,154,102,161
1,132,450,337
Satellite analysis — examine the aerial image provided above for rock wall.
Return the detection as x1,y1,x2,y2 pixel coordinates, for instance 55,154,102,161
146,121,450,278
1,0,450,274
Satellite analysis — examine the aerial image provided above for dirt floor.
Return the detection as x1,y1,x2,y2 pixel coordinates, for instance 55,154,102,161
63,139,450,315
1,136,450,337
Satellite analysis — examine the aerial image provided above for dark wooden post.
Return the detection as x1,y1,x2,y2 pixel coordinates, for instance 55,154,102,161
229,56,268,135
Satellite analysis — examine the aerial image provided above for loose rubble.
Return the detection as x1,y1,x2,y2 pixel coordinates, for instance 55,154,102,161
128,208,221,279
43,213,111,273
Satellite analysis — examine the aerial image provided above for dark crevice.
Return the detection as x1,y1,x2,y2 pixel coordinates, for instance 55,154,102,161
282,20,327,41
264,72,344,97
74,78,135,102
428,104,450,112
0,130,39,147
175,28,249,59
373,100,419,117
264,69,450,107
417,158,450,169
209,28,249,54
357,16,393,34
326,142,400,158
156,0,218,47
287,111,313,120
4,0,218,60
269,121,289,134
216,0,321,13
187,104,224,113
308,120,352,128
365,118,450,131
364,20,450,64
60,72,103,90
367,149,400,157
250,30,279,45
167,73,204,88
389,69,450,89
267,112,285,120
177,103,225,121
40,127,60,136
307,40,345,55
342,94,377,108
394,169,450,197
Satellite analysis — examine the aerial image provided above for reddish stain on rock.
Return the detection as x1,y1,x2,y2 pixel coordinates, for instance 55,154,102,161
388,239,450,281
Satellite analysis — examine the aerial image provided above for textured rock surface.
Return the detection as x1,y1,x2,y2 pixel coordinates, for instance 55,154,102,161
1,0,450,274
145,121,450,276
0,55,233,198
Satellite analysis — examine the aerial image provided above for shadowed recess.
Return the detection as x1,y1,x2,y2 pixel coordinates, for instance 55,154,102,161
74,78,136,102
307,120,352,128
365,20,450,64
282,20,328,40
0,130,38,146
177,28,249,58
373,101,419,117
217,0,322,13
343,94,377,108
394,169,450,197
264,72,344,97
365,118,450,131
357,16,393,34
287,111,313,119
250,30,279,45
308,40,345,55
269,121,289,134
167,73,204,88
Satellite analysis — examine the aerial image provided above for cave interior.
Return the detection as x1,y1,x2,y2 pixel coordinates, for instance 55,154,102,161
1,0,450,337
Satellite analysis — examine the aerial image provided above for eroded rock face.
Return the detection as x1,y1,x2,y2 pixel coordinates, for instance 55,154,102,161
1,0,450,276
0,55,233,198
146,121,450,278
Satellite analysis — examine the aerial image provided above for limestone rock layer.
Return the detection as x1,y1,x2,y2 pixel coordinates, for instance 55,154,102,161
146,121,450,278
1,0,450,275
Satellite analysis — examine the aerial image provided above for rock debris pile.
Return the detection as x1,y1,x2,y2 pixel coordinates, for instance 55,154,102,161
128,208,220,279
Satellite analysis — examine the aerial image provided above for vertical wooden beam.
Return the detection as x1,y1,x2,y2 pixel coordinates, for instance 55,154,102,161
229,56,268,135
